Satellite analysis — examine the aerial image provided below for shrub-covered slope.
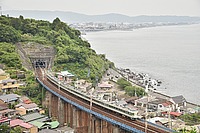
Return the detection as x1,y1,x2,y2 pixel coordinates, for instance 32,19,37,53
0,15,114,81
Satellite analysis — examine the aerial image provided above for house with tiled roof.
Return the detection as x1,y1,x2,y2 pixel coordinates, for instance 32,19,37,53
98,81,113,90
10,119,38,133
148,98,173,112
0,100,16,119
15,103,39,115
0,94,20,104
170,95,187,112
0,69,9,80
0,116,10,125
20,112,49,123
0,79,19,93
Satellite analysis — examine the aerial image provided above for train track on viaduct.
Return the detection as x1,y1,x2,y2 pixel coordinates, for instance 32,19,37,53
36,68,174,133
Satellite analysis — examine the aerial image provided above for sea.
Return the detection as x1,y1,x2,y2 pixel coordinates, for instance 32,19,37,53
83,24,200,105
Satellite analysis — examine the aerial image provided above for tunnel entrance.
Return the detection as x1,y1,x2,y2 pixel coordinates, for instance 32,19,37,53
16,43,55,70
34,59,46,68
30,57,53,69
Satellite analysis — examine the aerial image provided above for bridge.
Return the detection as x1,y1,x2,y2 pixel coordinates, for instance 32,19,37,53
35,68,174,133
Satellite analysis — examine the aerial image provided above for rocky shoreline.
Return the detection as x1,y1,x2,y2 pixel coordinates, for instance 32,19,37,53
114,67,200,108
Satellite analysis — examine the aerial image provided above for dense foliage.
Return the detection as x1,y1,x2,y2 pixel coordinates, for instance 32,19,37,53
0,42,22,68
180,113,200,126
0,123,22,133
117,78,145,97
117,78,132,88
0,15,114,82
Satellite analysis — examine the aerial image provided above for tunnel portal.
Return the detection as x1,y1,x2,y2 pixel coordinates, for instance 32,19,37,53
16,43,55,69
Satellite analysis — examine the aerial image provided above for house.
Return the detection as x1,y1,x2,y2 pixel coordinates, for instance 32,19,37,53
98,81,113,90
161,111,182,119
0,69,9,80
19,96,32,104
15,103,39,115
76,79,92,92
126,96,139,105
30,121,59,130
148,98,173,112
0,79,19,93
0,107,16,118
170,95,187,112
0,116,10,125
0,94,20,104
148,117,169,127
20,112,49,123
134,96,156,108
10,119,38,133
56,71,74,83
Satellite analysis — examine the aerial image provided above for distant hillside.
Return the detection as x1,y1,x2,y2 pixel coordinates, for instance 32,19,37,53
3,10,200,23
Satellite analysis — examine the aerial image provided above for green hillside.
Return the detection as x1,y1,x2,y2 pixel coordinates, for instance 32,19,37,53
0,15,114,81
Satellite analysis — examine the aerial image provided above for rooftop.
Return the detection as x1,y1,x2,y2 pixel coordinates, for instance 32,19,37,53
15,103,38,109
10,119,24,127
0,94,20,103
21,112,47,122
171,95,186,104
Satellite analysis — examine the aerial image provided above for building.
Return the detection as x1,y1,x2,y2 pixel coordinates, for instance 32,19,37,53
10,119,38,133
56,71,74,83
0,116,10,125
76,79,92,92
170,95,187,112
0,107,16,118
148,98,173,112
0,79,19,93
20,112,48,123
0,94,20,104
0,69,9,80
15,103,39,115
98,81,113,90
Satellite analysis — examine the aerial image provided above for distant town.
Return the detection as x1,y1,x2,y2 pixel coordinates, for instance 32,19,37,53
70,22,196,33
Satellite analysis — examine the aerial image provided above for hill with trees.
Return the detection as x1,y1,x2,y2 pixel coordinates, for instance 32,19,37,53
0,15,114,81
0,15,114,105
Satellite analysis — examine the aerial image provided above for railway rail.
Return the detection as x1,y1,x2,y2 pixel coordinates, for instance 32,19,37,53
36,68,174,133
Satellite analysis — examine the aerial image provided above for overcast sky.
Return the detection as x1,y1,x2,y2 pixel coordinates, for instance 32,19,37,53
1,0,200,16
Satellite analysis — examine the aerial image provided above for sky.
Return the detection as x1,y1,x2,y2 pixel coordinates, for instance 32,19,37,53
0,0,200,17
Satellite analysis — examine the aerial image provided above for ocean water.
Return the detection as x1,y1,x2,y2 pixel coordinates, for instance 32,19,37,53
83,24,200,104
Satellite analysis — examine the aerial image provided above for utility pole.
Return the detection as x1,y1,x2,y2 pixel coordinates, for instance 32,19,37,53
168,105,171,129
145,89,149,133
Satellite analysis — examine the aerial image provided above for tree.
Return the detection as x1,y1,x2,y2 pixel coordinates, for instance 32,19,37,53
117,78,132,89
124,86,146,97
10,127,22,133
0,23,21,43
0,123,11,133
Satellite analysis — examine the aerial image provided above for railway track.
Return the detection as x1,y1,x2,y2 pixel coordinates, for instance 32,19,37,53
36,68,173,133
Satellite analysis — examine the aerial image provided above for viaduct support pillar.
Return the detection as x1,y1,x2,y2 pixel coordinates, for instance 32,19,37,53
58,98,65,126
113,126,120,133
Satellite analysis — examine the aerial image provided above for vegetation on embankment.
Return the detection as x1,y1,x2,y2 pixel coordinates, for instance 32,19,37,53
117,78,146,97
180,112,200,126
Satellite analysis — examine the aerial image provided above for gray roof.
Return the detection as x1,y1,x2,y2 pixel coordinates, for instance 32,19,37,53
1,79,16,84
21,112,47,122
0,94,20,102
148,98,167,105
39,129,59,133
171,95,186,104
